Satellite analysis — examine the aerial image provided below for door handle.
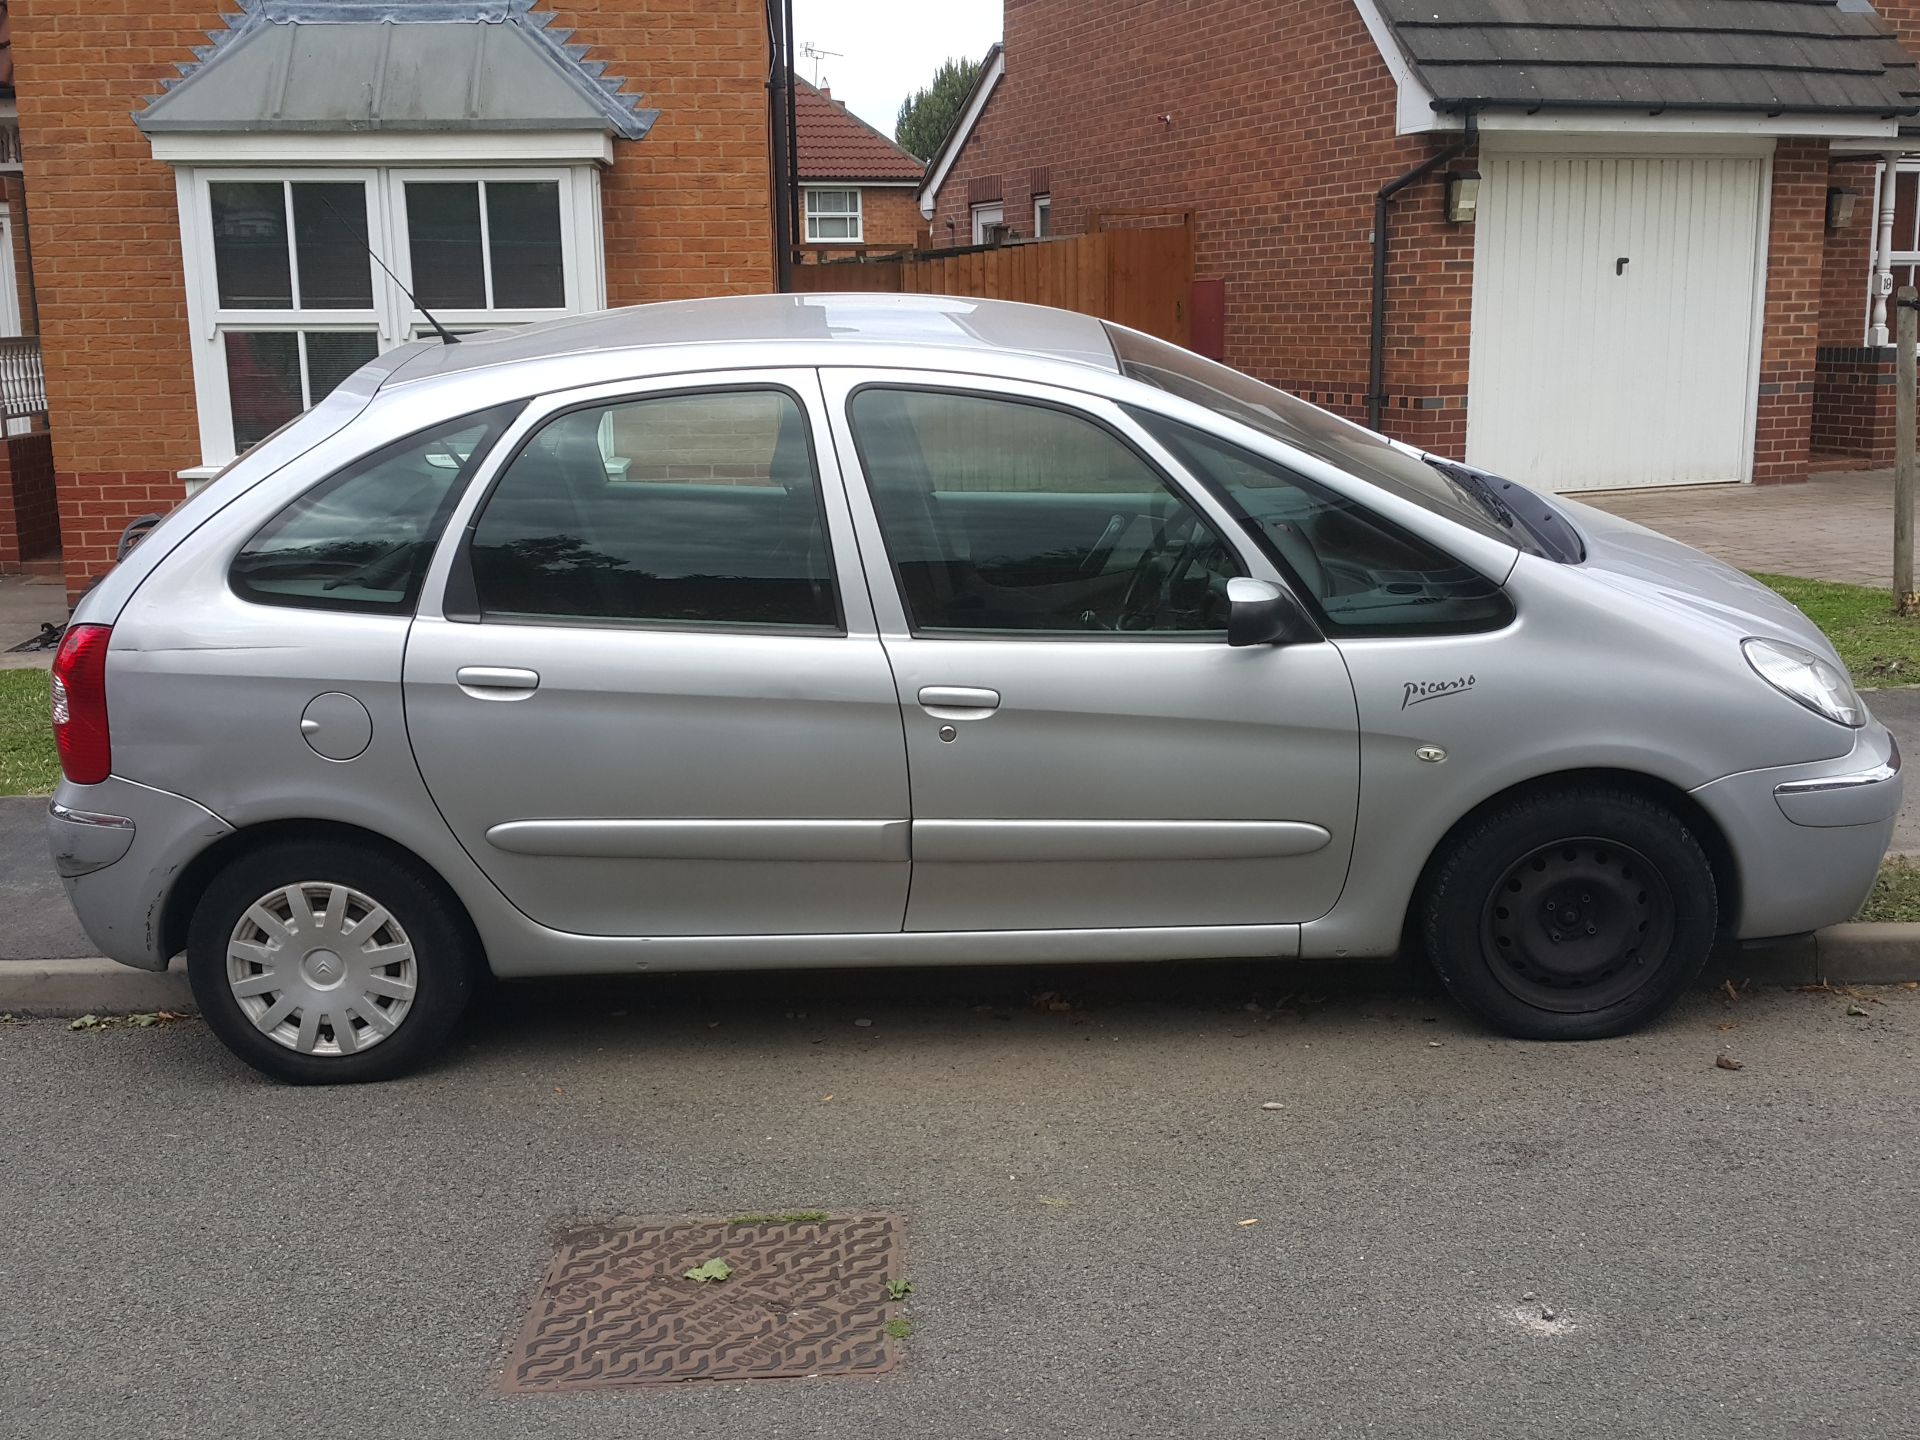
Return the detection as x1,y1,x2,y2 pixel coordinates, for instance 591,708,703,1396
456,666,540,700
918,685,1001,718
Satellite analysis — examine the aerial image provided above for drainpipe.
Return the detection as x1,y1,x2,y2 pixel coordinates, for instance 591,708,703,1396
1369,112,1477,433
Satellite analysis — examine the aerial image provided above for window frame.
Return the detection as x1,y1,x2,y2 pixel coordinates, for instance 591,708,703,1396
803,186,865,244
176,163,606,470
227,401,525,617
841,381,1263,644
444,382,849,638
970,203,1005,245
1033,194,1052,239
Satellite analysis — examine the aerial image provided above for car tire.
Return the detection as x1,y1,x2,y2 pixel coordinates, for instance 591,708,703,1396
187,838,478,1084
1419,786,1718,1040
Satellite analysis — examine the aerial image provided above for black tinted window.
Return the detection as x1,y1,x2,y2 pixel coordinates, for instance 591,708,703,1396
848,388,1245,636
230,405,519,614
1135,412,1513,636
468,389,838,630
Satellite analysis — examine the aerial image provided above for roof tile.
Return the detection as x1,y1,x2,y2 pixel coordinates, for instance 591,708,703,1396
794,77,924,183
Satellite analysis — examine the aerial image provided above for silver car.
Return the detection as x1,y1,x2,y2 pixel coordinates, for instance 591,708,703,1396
48,295,1900,1083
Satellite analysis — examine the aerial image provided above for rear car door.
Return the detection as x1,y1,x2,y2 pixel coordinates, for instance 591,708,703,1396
404,372,910,937
820,371,1360,934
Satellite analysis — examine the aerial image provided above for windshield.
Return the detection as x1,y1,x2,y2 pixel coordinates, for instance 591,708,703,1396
1105,324,1576,561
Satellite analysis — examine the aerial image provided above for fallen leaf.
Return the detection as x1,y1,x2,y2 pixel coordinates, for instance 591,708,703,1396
1847,1004,1870,1017
1715,1054,1744,1071
1260,1101,1286,1111
685,1259,733,1284
68,1014,101,1031
1715,1022,1737,1031
1039,1195,1070,1208
553,1087,565,1095
1238,1218,1261,1227
821,1094,833,1102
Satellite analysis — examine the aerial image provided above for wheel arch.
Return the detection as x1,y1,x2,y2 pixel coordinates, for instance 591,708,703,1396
161,818,490,968
1404,767,1741,947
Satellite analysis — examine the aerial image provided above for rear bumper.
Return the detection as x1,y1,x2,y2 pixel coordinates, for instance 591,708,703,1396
1691,723,1901,940
49,776,232,971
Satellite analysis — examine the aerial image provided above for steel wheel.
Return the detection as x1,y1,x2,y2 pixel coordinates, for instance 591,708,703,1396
1479,838,1676,1014
225,881,419,1057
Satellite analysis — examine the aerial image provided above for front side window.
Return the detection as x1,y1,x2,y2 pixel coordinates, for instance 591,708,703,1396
188,168,595,464
230,404,521,614
1135,412,1513,635
805,188,863,243
971,203,1004,244
467,389,839,631
848,387,1244,636
1034,195,1052,238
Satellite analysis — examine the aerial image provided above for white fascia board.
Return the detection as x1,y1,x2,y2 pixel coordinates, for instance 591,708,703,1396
147,130,616,166
1349,0,1442,135
919,48,1005,219
1429,108,1903,141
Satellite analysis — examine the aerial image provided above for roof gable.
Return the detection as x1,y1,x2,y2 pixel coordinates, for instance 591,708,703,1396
793,77,924,182
1374,0,1920,119
135,0,656,139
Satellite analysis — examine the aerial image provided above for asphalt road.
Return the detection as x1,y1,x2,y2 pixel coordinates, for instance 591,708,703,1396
2,966,1915,1440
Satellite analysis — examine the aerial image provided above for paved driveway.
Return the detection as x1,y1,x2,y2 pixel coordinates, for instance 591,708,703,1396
1579,469,1896,587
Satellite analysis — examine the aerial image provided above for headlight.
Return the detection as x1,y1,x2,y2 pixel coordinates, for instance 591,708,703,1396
1742,638,1865,728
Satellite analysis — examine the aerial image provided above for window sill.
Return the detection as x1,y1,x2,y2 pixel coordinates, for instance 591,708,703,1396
179,464,224,498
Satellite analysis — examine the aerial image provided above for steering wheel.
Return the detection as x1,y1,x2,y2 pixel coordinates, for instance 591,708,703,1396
1116,510,1205,630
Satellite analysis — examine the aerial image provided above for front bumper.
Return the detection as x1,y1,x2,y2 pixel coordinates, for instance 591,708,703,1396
48,776,232,971
1691,722,1902,940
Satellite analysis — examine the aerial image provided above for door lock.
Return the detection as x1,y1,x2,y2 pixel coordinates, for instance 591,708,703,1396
938,724,958,743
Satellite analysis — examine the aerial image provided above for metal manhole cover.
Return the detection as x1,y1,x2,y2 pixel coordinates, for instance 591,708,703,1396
504,1215,902,1390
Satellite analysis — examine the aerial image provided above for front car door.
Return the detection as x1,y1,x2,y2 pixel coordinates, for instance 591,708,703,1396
404,372,910,937
821,371,1360,934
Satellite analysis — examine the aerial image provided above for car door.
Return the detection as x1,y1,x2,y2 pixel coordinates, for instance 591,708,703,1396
821,370,1360,933
404,372,911,938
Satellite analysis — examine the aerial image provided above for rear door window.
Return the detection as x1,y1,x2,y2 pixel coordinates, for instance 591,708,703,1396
464,388,840,631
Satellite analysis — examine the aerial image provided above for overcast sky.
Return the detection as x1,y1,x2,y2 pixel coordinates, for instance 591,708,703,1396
791,0,1002,141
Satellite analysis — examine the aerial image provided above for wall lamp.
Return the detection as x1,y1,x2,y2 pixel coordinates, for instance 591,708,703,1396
1828,186,1859,231
1445,170,1481,225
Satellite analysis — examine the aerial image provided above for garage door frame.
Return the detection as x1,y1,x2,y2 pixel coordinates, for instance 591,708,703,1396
1465,132,1775,492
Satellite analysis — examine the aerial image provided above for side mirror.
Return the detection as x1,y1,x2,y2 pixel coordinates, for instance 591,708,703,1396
1227,577,1313,648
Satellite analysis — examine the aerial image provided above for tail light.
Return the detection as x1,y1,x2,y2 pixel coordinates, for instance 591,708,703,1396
51,624,112,785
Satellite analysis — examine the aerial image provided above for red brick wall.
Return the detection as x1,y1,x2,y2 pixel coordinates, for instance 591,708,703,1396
9,0,772,600
1820,156,1878,347
928,0,1477,457
0,431,59,569
1751,139,1830,484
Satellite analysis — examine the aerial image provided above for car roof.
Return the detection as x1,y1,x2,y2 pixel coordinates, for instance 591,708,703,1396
384,293,1122,389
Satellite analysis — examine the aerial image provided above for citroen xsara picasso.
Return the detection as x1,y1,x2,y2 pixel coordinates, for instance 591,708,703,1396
48,295,1900,1082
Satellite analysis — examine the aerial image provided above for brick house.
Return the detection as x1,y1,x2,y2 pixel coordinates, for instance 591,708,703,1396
792,77,923,263
0,1,58,577
923,1,1920,494
9,0,775,600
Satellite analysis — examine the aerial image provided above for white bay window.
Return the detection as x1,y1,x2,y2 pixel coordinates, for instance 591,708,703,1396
177,164,605,466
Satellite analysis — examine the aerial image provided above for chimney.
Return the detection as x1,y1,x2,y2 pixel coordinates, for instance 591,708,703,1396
820,86,832,100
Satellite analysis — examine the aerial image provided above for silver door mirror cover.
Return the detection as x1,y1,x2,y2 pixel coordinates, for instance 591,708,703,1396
1227,577,1313,648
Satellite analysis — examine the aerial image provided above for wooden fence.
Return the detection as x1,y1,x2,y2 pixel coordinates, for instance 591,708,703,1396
791,224,1194,347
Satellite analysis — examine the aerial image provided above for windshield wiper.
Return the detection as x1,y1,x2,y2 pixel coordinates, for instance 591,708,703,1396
1424,457,1515,528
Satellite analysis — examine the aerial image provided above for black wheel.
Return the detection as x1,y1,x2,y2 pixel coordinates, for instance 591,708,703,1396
187,838,478,1084
1419,786,1717,1040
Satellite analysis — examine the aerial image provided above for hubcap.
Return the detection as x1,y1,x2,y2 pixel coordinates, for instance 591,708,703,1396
1480,839,1675,1013
225,882,417,1057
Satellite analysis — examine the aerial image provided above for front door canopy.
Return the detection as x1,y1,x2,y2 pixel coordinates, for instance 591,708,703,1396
134,0,657,139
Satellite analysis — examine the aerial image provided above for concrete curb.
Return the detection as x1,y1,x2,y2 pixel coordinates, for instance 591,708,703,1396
4,929,1920,1018
0,959,192,1017
1711,924,1920,988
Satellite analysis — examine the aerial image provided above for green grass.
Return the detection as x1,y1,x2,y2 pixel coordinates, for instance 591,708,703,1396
0,669,56,797
1752,574,1920,688
1858,857,1920,923
726,1210,829,1226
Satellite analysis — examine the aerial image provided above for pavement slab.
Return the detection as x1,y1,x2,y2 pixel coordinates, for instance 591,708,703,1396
0,973,1914,1440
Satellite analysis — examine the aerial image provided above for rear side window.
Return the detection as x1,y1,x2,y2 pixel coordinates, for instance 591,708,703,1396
464,388,839,631
230,404,520,614
1134,412,1513,636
